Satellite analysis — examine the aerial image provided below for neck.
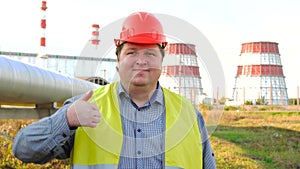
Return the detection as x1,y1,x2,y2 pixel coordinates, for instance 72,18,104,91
122,83,157,107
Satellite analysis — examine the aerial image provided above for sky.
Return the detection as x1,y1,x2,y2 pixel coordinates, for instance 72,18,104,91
0,0,300,98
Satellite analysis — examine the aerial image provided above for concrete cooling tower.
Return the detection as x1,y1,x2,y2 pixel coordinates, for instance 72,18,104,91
160,43,203,105
232,41,288,105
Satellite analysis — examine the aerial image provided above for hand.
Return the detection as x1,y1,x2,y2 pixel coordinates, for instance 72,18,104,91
66,90,101,128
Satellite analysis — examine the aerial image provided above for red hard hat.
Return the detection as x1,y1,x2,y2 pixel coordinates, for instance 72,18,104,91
114,12,167,48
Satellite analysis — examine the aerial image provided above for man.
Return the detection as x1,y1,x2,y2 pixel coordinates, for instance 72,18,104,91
13,12,216,168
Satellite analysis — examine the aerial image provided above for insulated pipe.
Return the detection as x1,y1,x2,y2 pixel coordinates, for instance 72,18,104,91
0,56,99,104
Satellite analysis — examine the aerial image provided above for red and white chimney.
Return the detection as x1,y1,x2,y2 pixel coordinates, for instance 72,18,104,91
38,1,48,58
90,24,100,48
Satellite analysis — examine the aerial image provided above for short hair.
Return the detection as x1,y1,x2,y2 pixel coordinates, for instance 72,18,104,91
115,43,165,61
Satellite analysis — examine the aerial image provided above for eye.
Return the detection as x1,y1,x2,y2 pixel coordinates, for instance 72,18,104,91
145,52,156,57
126,51,136,56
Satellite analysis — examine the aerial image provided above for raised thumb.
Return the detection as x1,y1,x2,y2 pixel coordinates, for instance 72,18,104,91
80,90,93,101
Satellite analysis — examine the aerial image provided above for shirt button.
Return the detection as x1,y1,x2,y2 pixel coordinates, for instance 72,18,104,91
137,129,141,132
137,151,141,155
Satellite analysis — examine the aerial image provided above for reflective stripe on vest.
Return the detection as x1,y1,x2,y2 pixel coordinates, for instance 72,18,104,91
71,164,117,169
72,164,182,169
71,82,202,168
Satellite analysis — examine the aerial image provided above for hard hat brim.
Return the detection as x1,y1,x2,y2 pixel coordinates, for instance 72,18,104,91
114,36,167,48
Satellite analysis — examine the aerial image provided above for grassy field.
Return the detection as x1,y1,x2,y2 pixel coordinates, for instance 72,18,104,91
210,111,300,169
0,110,299,168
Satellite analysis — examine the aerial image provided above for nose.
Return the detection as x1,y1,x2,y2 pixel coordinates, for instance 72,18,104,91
135,54,147,66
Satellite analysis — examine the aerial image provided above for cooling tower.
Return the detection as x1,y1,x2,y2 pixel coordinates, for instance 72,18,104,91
160,43,203,105
232,41,288,105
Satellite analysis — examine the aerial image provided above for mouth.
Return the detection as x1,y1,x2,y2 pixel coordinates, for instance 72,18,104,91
133,68,150,72
132,69,150,77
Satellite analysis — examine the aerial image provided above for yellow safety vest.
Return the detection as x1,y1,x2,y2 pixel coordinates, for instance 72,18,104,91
71,82,202,169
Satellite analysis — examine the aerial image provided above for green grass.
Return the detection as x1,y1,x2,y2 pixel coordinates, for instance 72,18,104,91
210,111,300,169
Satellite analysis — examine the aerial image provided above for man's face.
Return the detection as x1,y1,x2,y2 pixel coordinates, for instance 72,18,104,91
117,43,163,89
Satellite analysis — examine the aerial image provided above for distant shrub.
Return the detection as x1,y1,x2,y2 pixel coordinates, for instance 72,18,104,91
259,107,267,111
244,100,253,105
289,98,299,105
224,106,237,111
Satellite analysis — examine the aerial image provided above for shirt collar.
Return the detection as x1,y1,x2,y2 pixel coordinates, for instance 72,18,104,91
117,82,164,106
